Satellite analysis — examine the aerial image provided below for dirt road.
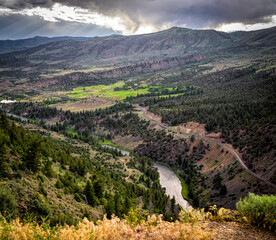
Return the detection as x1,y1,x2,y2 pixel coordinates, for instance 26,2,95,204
135,105,276,189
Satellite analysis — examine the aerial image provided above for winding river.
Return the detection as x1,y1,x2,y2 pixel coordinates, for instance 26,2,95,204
99,145,190,209
101,144,130,156
6,113,29,122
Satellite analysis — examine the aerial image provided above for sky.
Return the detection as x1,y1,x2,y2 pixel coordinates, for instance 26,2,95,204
0,0,275,39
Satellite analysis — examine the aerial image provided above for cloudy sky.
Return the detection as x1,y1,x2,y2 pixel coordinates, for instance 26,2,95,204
0,0,275,39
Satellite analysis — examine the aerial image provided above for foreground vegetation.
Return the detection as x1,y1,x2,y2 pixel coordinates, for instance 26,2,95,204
236,193,276,231
1,193,275,240
0,213,212,240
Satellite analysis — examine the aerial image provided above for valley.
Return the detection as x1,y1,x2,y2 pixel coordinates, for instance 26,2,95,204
0,26,275,238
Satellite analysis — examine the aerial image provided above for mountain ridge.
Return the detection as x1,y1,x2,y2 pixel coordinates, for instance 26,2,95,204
0,36,97,55
1,26,275,70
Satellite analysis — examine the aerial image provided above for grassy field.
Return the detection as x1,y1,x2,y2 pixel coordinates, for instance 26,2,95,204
66,128,78,136
65,82,150,100
57,82,187,101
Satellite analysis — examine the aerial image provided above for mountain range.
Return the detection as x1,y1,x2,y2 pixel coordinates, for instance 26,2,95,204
0,36,97,55
0,27,275,70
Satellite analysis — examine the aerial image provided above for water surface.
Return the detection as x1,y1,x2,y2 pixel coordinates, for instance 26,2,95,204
154,163,189,209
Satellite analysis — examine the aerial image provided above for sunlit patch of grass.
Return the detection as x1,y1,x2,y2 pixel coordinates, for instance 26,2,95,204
0,215,214,239
66,129,78,136
256,64,276,73
59,82,188,100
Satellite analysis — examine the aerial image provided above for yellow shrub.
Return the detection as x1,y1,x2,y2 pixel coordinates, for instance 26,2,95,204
0,215,214,240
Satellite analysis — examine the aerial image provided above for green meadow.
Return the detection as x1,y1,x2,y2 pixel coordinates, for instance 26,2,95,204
58,81,187,100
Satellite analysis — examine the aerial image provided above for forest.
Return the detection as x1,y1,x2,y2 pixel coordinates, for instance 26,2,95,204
0,114,180,225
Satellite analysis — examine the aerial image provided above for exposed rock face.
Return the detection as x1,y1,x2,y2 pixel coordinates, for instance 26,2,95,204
28,53,205,88
95,53,205,78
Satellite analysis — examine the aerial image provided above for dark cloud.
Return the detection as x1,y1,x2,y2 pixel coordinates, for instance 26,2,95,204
0,0,276,33
0,14,116,39
0,0,53,9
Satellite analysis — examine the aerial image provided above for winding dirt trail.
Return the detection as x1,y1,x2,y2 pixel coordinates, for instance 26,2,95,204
135,105,276,190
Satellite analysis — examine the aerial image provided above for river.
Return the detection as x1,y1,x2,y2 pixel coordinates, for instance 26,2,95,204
153,162,190,210
100,145,190,209
101,144,130,156
6,113,29,122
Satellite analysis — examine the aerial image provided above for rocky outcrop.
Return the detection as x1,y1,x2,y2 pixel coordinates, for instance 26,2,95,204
29,53,205,88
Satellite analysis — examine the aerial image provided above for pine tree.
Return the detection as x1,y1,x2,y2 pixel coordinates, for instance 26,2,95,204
93,178,104,199
84,180,98,207
44,159,55,178
220,184,227,196
171,196,176,211
0,144,11,178
114,192,122,217
22,138,42,172
105,195,115,218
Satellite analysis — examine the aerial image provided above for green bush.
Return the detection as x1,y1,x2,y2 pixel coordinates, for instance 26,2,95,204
57,192,62,199
38,181,47,197
74,193,82,202
32,194,52,217
55,179,64,189
0,186,18,219
236,193,276,231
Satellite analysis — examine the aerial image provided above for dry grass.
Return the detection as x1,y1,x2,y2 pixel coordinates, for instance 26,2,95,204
0,215,213,240
2,207,274,240
50,98,115,112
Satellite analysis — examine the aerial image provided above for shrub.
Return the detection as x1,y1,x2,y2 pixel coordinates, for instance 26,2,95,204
32,194,52,217
236,193,276,231
74,193,81,202
38,181,47,197
55,179,64,189
57,192,62,199
0,186,18,219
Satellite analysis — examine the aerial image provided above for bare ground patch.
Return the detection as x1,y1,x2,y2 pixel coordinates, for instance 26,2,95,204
50,98,115,112
113,135,143,150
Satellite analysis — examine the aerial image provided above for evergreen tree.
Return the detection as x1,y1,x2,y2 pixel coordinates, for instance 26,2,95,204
22,138,42,172
93,178,104,199
0,144,11,178
44,159,55,178
84,180,98,207
114,192,122,217
105,195,115,218
220,184,227,196
171,196,176,212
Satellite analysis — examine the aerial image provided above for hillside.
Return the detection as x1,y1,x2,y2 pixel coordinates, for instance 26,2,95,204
0,36,95,55
0,114,180,224
0,27,275,70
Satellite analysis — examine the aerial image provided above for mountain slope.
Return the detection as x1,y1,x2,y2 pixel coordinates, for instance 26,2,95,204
0,36,96,54
1,27,275,69
229,26,276,47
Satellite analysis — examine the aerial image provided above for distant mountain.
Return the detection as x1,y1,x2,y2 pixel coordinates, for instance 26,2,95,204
229,26,276,47
0,27,275,69
0,36,96,54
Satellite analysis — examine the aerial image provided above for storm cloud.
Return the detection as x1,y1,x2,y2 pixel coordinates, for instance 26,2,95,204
0,0,275,38
0,14,116,39
1,0,276,28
